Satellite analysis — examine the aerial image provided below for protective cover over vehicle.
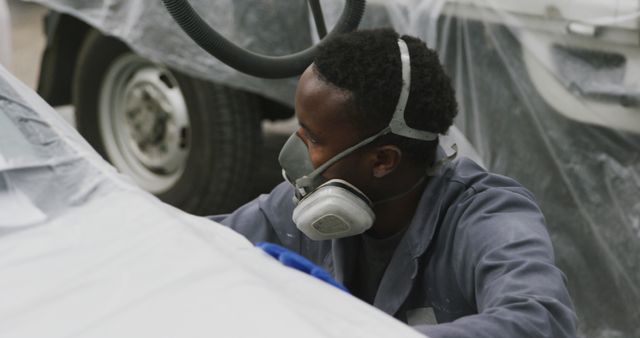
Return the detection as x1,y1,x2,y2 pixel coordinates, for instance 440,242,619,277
0,0,10,67
21,0,640,337
0,66,426,337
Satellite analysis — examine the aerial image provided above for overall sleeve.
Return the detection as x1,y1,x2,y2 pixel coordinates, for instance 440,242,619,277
208,181,298,247
417,186,577,338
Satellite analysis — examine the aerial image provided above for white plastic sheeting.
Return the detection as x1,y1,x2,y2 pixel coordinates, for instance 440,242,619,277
385,1,640,337
0,0,10,67
27,0,311,106
0,65,426,337
17,0,640,337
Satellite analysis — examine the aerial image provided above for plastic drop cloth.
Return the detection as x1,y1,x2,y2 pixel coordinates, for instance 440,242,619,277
383,1,640,337
0,65,426,337
0,0,10,67
17,0,640,337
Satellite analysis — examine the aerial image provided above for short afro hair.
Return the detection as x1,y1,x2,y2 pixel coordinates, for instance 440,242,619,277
313,28,458,164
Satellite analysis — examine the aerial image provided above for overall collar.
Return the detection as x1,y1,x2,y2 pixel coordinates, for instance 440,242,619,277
331,146,454,316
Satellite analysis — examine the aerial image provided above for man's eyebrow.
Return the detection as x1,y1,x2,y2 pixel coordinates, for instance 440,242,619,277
299,121,320,138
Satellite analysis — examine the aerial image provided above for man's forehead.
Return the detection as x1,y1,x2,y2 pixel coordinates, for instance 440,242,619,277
298,66,351,102
296,66,354,124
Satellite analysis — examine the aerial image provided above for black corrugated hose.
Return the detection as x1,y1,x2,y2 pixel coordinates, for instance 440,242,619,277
161,0,366,79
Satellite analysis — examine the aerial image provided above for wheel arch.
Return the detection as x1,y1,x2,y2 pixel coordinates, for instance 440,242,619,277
37,11,294,121
37,11,92,106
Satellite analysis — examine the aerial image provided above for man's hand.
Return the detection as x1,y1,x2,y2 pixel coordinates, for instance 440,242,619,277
256,242,349,292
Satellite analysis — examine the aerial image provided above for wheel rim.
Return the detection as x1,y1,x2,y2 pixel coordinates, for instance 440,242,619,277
99,54,190,194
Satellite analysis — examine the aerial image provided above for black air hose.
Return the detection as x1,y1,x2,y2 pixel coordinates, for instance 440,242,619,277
162,0,365,78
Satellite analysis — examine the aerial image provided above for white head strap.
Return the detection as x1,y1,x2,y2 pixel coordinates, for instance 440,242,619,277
388,39,439,141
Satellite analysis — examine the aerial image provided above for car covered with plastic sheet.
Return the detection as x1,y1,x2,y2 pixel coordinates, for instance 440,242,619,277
22,0,640,337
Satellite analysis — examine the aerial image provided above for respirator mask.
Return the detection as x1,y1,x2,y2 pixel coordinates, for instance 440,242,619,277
278,39,455,241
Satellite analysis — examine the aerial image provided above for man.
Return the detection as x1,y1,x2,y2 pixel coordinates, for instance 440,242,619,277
210,28,576,337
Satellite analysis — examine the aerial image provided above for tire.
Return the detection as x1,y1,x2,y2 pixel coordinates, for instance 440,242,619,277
73,30,262,214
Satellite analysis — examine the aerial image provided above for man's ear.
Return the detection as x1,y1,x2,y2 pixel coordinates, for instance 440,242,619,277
372,145,402,178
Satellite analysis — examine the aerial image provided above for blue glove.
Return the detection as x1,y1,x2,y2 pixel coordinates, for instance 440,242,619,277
256,242,349,293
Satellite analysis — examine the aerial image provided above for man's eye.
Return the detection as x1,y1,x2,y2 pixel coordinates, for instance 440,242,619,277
302,130,318,144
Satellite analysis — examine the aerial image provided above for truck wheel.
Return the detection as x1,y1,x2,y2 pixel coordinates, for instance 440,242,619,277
73,30,261,214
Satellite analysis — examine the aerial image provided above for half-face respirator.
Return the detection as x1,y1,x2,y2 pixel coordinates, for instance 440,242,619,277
278,39,452,241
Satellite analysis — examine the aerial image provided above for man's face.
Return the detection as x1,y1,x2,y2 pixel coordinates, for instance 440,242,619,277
294,65,373,191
